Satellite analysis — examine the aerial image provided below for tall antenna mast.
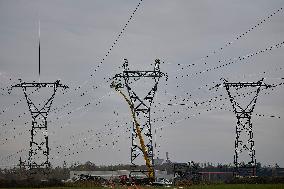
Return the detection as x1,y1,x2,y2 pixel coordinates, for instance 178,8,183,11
38,20,41,80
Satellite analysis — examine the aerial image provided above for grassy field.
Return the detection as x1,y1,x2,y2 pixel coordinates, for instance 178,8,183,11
3,184,284,189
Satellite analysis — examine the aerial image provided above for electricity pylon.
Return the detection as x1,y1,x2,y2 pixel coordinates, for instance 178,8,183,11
13,80,68,172
111,59,167,181
223,78,271,176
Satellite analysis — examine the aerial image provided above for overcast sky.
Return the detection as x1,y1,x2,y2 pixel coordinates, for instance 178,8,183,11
0,0,284,168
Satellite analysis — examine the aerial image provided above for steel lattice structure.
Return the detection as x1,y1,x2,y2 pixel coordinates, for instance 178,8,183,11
223,78,271,176
111,59,166,180
12,80,68,172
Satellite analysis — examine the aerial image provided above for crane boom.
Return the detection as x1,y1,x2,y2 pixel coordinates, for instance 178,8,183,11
115,88,155,180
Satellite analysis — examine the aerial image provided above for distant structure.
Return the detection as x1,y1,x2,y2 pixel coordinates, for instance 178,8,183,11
166,152,171,163
111,59,167,181
12,24,68,173
223,78,271,176
153,157,164,166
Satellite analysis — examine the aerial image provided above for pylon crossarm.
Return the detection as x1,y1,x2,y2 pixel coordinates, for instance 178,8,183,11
12,80,68,89
123,70,165,78
223,80,267,88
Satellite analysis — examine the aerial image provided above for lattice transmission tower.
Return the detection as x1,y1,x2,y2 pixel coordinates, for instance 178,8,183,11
223,78,271,176
13,80,68,172
111,59,167,181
